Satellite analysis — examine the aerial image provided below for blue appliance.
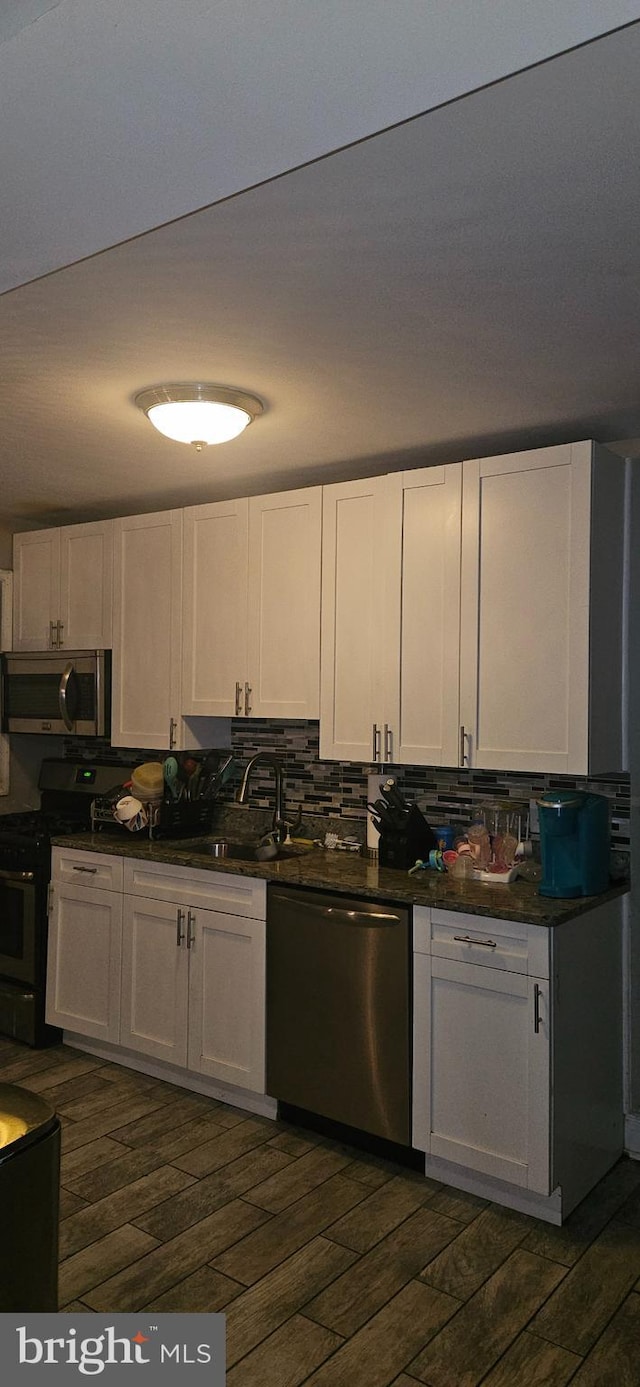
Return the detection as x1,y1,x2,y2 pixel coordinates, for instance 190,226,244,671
537,790,610,898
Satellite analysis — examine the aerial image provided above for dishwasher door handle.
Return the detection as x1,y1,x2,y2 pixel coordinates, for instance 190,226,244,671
271,897,403,927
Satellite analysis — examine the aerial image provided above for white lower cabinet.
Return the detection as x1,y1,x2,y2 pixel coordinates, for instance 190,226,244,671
413,900,623,1220
46,849,123,1043
120,860,267,1093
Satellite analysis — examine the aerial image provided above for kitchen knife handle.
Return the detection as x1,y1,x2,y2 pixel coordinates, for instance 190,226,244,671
235,681,243,716
384,724,392,762
244,682,252,716
372,723,381,762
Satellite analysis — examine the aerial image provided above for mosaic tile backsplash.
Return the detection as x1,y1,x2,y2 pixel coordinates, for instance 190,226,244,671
67,720,630,853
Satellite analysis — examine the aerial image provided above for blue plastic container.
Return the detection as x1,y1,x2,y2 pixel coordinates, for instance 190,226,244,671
538,790,609,898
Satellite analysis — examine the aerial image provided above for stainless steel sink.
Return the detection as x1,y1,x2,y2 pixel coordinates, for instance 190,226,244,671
193,839,313,863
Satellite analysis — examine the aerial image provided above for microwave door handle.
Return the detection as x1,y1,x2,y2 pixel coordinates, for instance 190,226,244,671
58,661,76,731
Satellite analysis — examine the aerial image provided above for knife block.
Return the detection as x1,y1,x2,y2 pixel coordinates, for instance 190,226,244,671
378,804,438,870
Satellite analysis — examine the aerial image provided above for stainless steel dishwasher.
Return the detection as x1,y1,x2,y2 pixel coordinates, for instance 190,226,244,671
267,885,411,1145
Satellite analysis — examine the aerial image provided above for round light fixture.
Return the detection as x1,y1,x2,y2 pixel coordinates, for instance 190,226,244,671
135,384,263,450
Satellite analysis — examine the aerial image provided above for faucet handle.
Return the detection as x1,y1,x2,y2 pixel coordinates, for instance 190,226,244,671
282,804,304,839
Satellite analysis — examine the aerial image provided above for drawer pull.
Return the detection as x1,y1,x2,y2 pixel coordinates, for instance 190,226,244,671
453,934,497,948
72,865,98,875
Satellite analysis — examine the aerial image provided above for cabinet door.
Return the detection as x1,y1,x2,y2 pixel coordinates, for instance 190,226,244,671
247,487,322,719
120,895,189,1066
459,443,592,772
12,529,61,650
188,908,265,1093
389,466,462,766
320,476,396,761
59,521,113,649
182,499,248,717
45,882,122,1042
413,954,550,1194
111,510,183,749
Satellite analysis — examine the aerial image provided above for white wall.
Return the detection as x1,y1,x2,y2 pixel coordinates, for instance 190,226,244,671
2,0,639,292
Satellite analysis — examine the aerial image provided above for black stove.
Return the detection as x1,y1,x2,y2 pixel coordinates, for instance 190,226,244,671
0,759,135,1047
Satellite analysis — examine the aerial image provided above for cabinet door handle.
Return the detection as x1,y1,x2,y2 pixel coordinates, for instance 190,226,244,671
372,723,381,762
169,717,177,749
47,884,53,916
235,681,243,716
384,724,393,762
72,865,97,874
460,725,467,766
244,682,252,716
533,983,543,1033
49,619,57,649
187,910,196,949
453,934,497,948
57,620,64,647
176,908,186,946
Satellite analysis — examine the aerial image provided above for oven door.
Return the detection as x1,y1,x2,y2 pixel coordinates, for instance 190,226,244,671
0,871,37,986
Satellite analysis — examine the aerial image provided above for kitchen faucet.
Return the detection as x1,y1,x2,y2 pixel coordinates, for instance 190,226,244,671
237,753,288,843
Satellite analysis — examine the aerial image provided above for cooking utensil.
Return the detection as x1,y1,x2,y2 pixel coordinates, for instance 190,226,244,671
163,755,181,801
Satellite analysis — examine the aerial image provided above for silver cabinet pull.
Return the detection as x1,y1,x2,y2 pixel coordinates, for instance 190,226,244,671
372,723,381,762
235,681,243,716
460,725,467,766
176,908,186,946
186,910,196,949
72,865,97,874
533,983,543,1033
169,717,177,749
49,619,57,649
384,724,393,762
57,620,64,647
244,682,252,716
453,934,497,948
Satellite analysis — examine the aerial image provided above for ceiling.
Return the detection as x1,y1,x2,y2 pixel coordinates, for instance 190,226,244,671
2,20,640,529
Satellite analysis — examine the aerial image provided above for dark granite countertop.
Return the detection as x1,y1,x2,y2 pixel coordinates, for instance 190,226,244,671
51,830,628,927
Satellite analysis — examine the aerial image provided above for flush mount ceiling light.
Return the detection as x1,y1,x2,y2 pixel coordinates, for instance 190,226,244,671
135,383,264,450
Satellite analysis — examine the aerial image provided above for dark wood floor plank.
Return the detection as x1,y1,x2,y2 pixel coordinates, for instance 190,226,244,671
135,1146,293,1240
225,1236,357,1368
18,1055,106,1091
59,1188,89,1219
171,1117,274,1177
60,1164,197,1257
58,1224,159,1304
243,1145,351,1213
83,1199,271,1311
212,1174,368,1287
56,1082,159,1123
61,1093,177,1153
62,1113,228,1200
267,1130,320,1158
480,1331,581,1386
61,1136,132,1183
227,1313,342,1387
420,1204,532,1300
108,1091,217,1145
410,1248,566,1387
427,1186,489,1225
339,1157,395,1190
524,1157,640,1266
531,1221,640,1355
142,1265,244,1312
569,1292,640,1386
306,1207,461,1337
303,1278,459,1387
327,1174,438,1254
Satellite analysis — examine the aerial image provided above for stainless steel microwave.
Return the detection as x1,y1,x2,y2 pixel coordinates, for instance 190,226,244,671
1,650,111,736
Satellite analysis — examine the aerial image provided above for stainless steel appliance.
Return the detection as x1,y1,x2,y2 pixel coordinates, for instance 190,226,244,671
267,885,411,1145
1,649,110,736
0,758,135,1046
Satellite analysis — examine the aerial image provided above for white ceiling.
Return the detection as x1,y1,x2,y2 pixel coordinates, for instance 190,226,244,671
2,20,640,528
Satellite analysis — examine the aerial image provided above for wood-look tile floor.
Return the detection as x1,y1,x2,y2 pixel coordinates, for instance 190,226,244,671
3,1039,640,1386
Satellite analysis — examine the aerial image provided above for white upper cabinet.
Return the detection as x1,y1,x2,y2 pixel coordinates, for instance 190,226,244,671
13,521,113,650
182,487,322,720
459,441,625,774
111,509,184,750
320,467,462,765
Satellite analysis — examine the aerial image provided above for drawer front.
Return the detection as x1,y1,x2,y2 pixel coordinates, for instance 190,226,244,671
429,909,549,977
123,859,266,920
52,847,123,892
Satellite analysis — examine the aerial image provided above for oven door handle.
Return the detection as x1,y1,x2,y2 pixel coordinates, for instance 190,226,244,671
59,661,77,732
